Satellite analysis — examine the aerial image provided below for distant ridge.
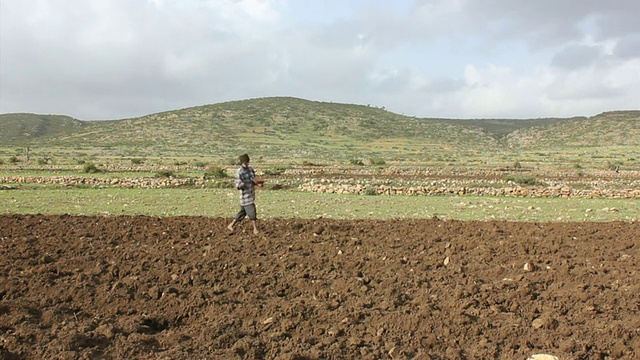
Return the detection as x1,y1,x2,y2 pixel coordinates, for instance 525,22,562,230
0,113,85,142
1,98,638,159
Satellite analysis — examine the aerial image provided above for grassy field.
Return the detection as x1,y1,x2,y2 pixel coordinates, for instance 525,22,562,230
2,187,637,222
2,99,638,222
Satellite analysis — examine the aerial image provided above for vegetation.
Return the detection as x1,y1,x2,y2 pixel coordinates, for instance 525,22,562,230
1,98,637,169
83,163,102,174
0,97,638,222
1,188,637,222
155,169,175,178
204,165,227,179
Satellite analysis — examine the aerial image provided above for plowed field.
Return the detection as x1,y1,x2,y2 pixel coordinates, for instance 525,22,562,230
1,215,639,359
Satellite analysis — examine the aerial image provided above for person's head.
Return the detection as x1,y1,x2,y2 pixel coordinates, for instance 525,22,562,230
238,153,250,165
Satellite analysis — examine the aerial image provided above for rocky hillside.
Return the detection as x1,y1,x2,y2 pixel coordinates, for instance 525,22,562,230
1,98,638,158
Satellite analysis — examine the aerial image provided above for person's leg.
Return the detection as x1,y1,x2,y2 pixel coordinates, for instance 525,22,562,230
245,204,258,235
228,207,247,231
252,220,259,235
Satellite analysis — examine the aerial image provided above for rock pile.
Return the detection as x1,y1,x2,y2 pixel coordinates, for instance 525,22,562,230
298,181,640,198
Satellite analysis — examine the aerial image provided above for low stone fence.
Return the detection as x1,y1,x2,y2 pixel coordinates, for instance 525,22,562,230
298,182,640,199
2,175,639,199
0,176,208,189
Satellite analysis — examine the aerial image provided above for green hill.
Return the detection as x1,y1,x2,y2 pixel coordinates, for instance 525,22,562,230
504,111,640,148
0,113,85,143
1,97,638,162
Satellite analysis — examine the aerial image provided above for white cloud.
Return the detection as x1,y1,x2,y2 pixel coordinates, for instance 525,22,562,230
1,0,638,120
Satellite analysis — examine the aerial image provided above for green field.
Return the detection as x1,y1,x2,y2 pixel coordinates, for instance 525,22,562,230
2,98,638,222
2,187,637,222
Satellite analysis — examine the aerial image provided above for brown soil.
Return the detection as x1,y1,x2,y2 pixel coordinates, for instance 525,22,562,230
1,215,639,359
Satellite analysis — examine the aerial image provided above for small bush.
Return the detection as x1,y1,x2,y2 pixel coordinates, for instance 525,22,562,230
204,165,227,179
155,170,175,178
83,163,102,173
193,161,207,168
263,167,286,176
369,158,386,166
364,186,378,196
8,156,19,164
504,175,542,186
513,161,522,169
606,161,620,171
302,161,323,167
350,159,365,166
270,183,285,190
131,158,144,165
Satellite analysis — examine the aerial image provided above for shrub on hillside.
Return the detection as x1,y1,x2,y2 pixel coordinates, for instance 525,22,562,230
369,158,386,166
83,163,103,174
505,175,542,186
204,165,227,179
263,167,287,176
155,169,175,178
364,186,378,195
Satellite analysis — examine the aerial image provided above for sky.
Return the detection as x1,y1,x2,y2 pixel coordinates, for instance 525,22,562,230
1,0,639,120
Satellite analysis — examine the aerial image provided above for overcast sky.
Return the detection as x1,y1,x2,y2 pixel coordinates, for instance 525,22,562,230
1,0,639,120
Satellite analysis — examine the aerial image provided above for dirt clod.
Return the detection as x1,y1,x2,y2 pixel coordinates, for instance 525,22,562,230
1,214,638,359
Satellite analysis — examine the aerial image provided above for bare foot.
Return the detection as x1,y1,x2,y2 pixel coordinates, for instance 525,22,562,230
227,224,234,232
253,228,259,235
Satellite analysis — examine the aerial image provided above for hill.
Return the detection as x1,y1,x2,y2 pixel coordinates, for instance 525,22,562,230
505,111,640,148
1,97,638,161
0,113,85,142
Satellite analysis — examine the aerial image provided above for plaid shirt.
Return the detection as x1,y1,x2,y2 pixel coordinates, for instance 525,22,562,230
235,165,256,206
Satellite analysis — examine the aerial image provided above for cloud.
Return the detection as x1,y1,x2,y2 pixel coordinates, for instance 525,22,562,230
551,44,604,70
1,0,638,120
614,34,640,59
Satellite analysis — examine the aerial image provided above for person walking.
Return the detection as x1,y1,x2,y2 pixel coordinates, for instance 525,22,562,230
227,153,263,235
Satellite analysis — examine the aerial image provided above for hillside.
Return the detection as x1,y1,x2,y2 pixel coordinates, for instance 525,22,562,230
0,113,85,142
1,97,638,160
505,111,640,148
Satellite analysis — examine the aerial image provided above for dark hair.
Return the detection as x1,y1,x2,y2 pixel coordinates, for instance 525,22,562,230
238,154,250,164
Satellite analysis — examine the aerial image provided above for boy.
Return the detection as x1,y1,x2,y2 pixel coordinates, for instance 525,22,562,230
227,153,262,235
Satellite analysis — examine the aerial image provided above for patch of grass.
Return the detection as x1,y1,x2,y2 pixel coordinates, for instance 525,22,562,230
204,166,227,179
504,175,543,186
364,186,378,196
155,170,175,178
263,167,287,176
83,163,103,174
369,158,386,166
1,188,637,222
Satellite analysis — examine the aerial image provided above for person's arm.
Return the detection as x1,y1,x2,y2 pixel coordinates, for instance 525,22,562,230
235,169,244,189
